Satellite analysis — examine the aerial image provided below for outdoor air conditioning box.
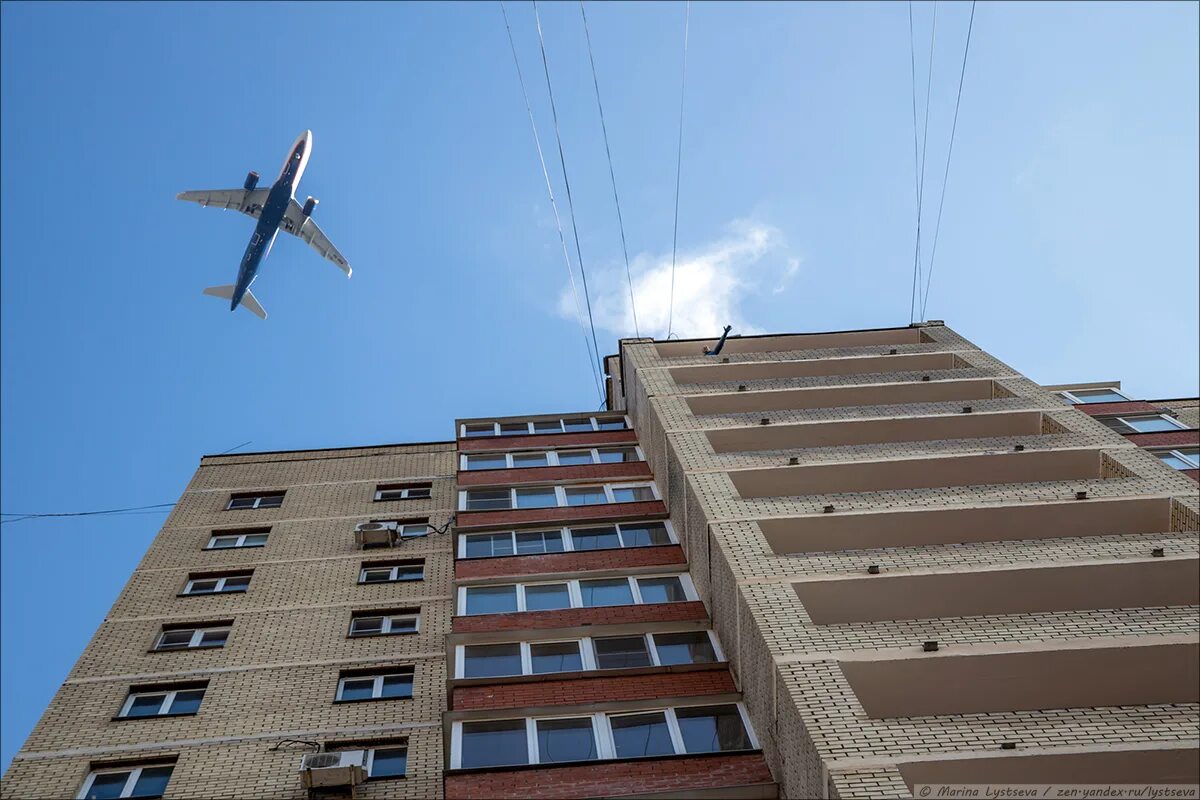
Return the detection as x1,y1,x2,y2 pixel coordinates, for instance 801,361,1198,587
300,750,366,789
354,522,397,548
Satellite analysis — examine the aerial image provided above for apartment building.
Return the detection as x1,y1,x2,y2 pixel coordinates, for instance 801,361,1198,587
3,322,1197,799
1044,382,1199,481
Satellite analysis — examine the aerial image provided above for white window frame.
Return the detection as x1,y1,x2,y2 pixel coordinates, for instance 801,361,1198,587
458,519,677,559
454,629,723,679
1058,388,1131,404
118,687,205,718
76,765,174,800
359,561,425,584
182,574,251,595
226,493,283,510
459,482,660,512
374,484,433,501
1108,414,1190,433
1153,447,1200,469
364,745,408,779
461,446,645,471
459,416,632,438
205,531,269,550
458,573,696,616
336,670,414,701
448,702,757,769
349,612,420,637
154,626,230,650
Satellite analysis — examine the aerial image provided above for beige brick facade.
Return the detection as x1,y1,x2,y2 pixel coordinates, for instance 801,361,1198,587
608,323,1200,798
3,443,456,800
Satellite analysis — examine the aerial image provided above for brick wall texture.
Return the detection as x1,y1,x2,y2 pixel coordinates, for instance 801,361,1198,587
3,443,457,800
612,324,1200,799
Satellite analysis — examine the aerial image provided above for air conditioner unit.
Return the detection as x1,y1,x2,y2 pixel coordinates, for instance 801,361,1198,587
354,521,398,548
300,750,366,789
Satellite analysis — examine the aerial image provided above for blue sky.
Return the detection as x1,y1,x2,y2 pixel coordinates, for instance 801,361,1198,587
1,0,1196,770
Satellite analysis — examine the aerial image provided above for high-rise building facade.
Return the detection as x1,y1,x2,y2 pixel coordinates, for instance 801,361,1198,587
4,323,1197,799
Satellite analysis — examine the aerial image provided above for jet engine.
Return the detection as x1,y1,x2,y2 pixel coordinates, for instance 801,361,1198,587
302,196,318,217
244,171,260,191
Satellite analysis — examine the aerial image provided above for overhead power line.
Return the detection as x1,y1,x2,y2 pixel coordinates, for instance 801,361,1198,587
499,0,605,403
908,0,938,324
532,1,606,399
1,503,176,525
920,0,976,321
579,0,640,340
665,0,691,340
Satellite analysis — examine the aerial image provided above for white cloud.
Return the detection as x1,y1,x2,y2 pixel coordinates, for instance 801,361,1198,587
558,220,799,340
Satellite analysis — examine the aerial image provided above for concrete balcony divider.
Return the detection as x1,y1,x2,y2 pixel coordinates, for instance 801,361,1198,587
707,410,1043,453
793,559,1200,624
670,352,960,385
759,497,1177,554
899,747,1200,787
840,640,1200,718
686,379,999,416
730,449,1105,498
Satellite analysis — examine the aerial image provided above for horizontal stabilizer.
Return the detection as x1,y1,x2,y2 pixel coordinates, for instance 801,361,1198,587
239,288,267,320
203,284,236,300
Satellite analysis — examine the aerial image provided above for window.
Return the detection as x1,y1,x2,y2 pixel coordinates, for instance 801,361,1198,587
593,636,652,669
462,643,523,678
459,520,674,558
579,579,634,607
365,746,408,779
226,492,283,510
1100,414,1189,434
77,764,174,799
529,641,584,674
460,719,528,768
118,686,205,718
459,483,659,512
182,572,251,595
205,530,269,549
336,669,414,701
459,417,632,438
1155,447,1200,470
449,704,755,768
674,705,754,753
535,717,598,763
154,624,229,651
349,610,419,637
458,574,694,616
375,483,432,501
461,447,645,471
359,560,424,584
653,631,718,666
1059,388,1131,404
454,630,723,678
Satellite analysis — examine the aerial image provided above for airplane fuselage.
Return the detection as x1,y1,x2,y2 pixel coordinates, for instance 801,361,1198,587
230,131,312,310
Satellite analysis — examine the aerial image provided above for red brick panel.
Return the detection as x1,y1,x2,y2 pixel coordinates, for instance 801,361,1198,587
1075,401,1163,416
1125,430,1200,448
1183,469,1198,483
452,601,708,634
457,461,652,488
459,430,638,452
456,501,667,531
457,545,685,580
445,752,774,800
453,668,736,712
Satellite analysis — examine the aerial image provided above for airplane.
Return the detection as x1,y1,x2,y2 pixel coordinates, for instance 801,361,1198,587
177,130,351,319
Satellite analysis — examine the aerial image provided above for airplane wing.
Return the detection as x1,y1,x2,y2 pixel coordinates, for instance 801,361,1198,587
176,188,270,220
280,199,352,276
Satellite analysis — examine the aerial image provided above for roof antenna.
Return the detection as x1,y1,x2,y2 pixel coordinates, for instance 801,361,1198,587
703,325,733,356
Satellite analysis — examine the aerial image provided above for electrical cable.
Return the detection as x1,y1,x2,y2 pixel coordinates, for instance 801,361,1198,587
499,0,605,403
920,0,976,321
665,0,690,340
580,0,640,339
1,503,176,525
914,0,938,321
907,1,922,324
532,1,606,401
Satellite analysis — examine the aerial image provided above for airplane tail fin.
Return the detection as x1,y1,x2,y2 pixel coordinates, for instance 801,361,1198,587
202,284,268,320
